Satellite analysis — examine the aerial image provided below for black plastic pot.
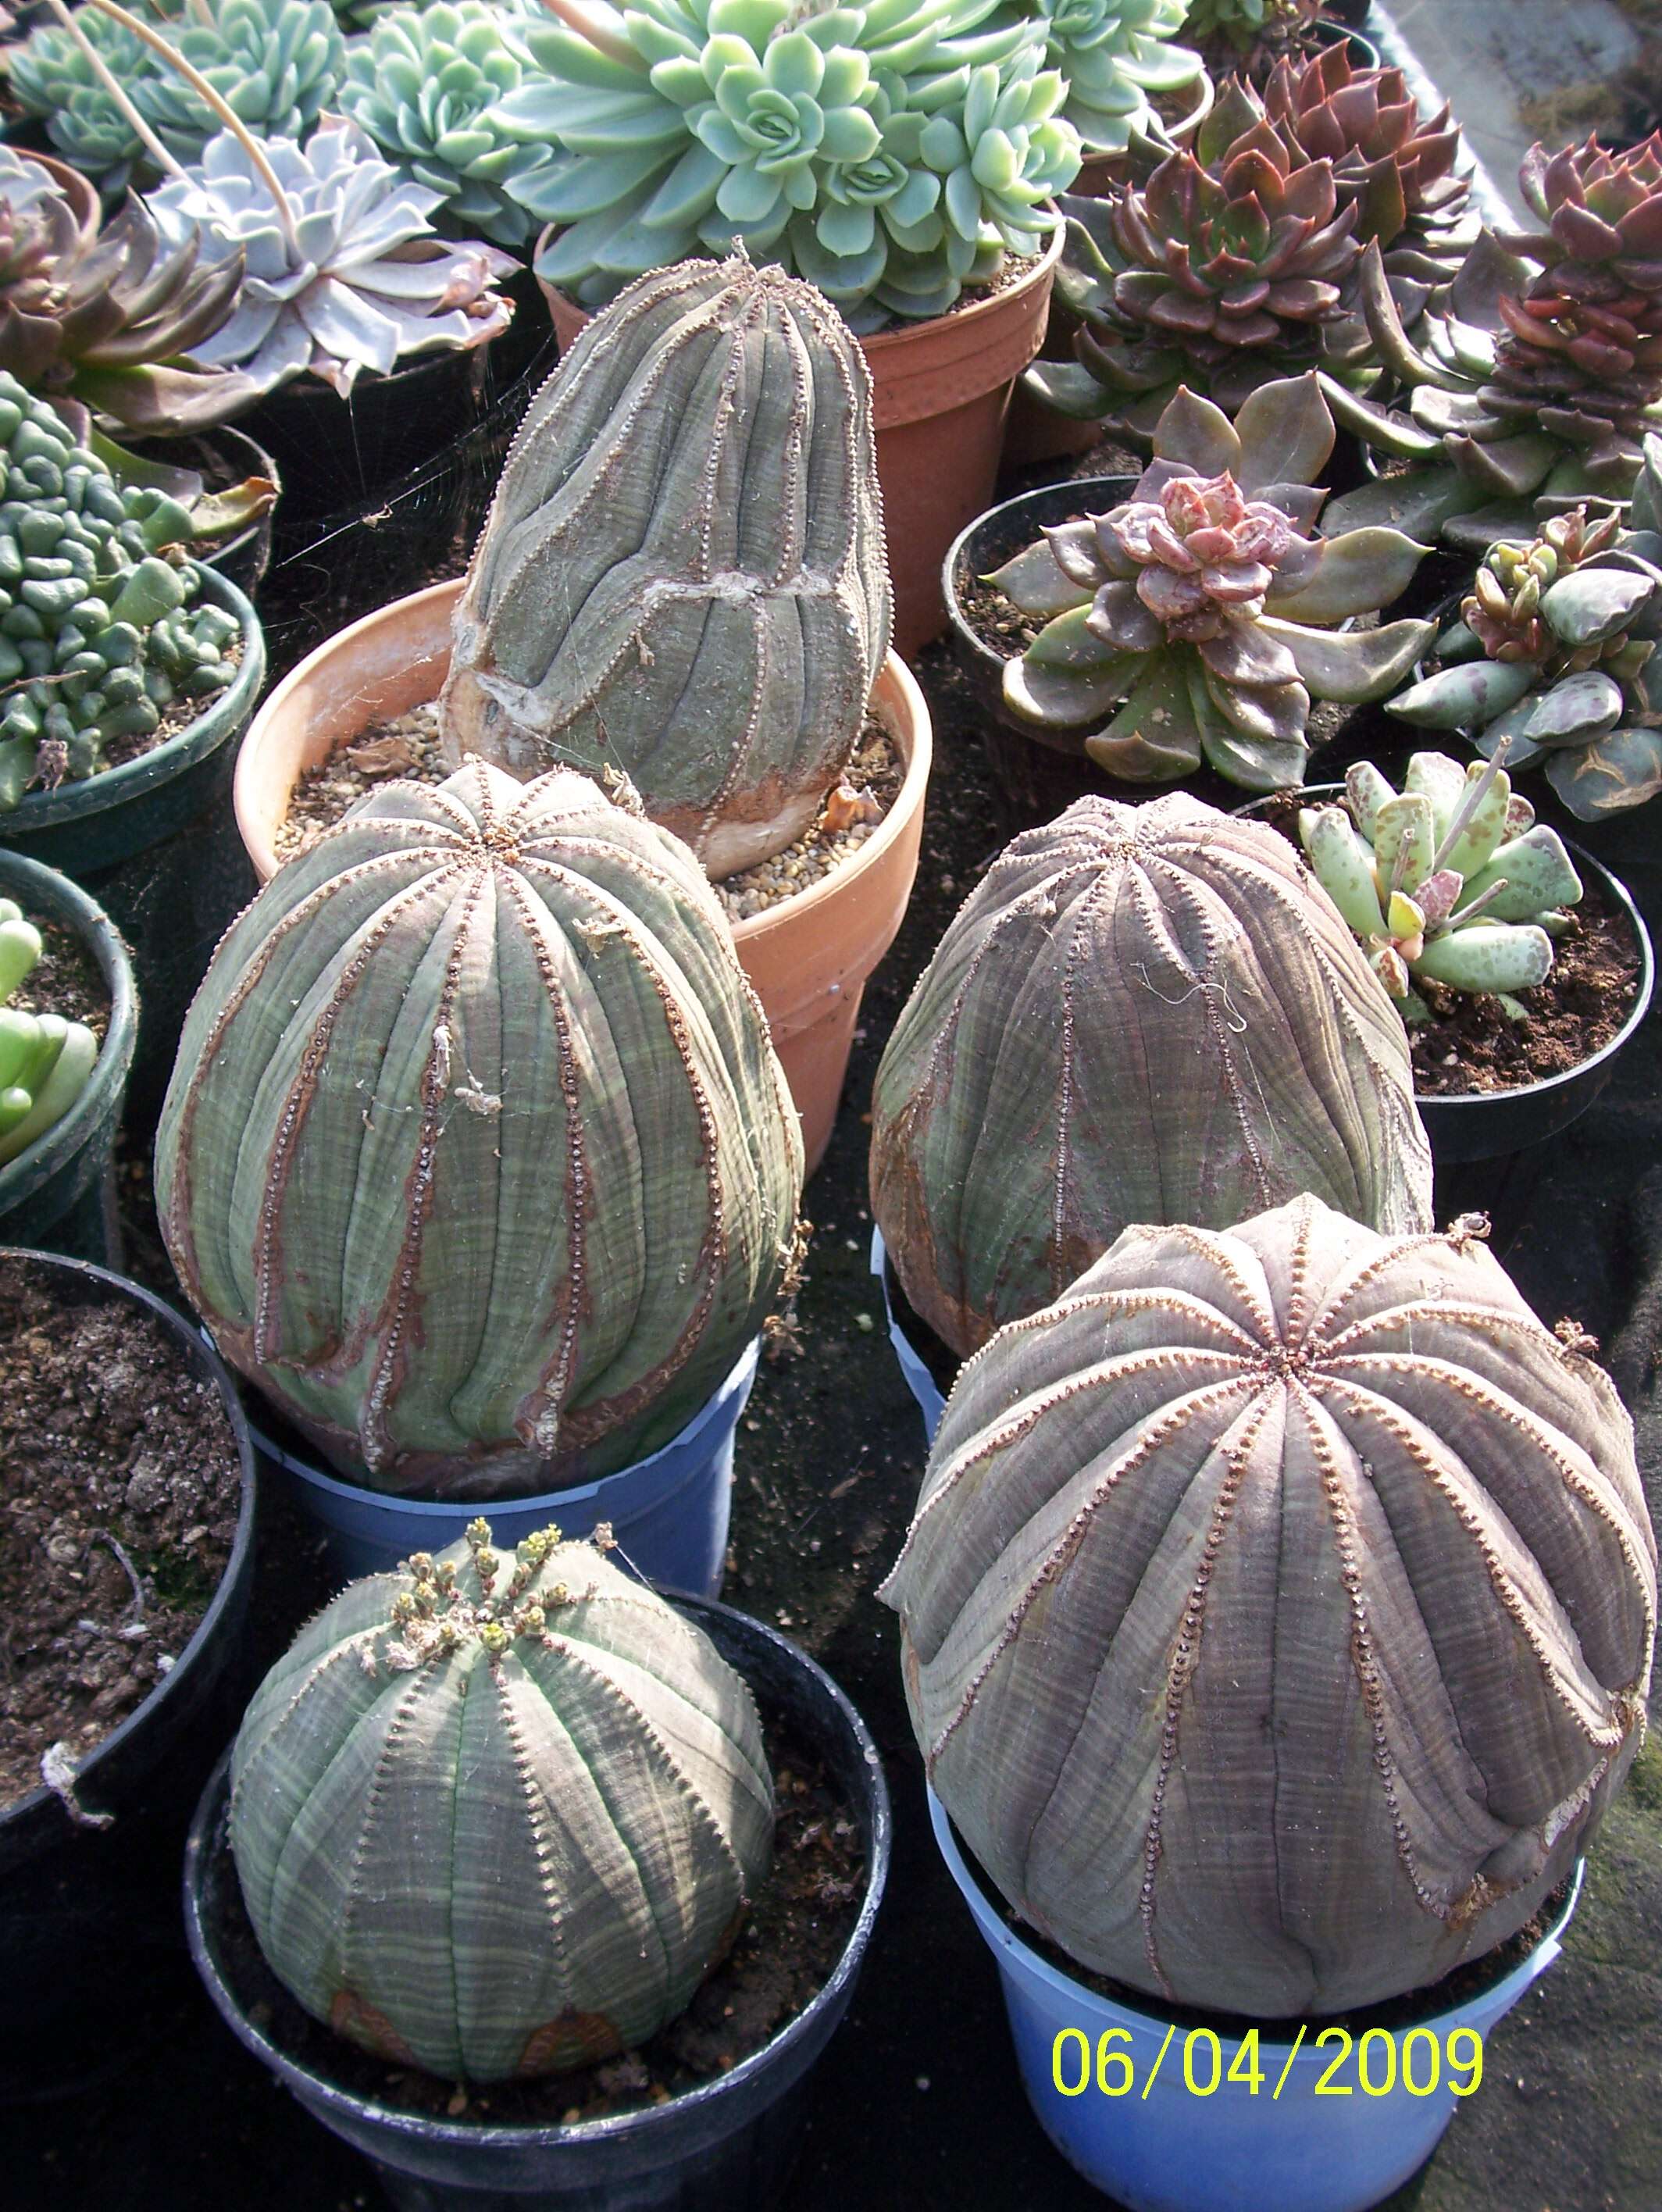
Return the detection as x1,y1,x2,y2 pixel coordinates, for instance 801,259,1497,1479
0,568,266,1130
0,1249,258,2100
185,1594,891,2212
1237,785,1657,1163
251,294,558,676
125,423,283,606
1311,17,1380,68
0,851,136,1265
943,478,1247,829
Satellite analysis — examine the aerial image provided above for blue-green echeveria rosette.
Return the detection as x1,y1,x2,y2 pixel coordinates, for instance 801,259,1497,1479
992,373,1436,790
496,0,1079,323
1011,0,1204,157
3,7,159,188
338,1,548,248
148,119,518,397
130,0,348,167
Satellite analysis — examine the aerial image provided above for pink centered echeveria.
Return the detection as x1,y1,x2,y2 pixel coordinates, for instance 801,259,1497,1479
1105,470,1296,638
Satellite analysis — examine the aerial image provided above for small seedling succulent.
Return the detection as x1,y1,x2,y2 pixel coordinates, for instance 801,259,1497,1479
1299,749,1584,1020
1010,0,1204,158
496,0,1079,327
0,897,99,1165
0,372,243,811
0,144,258,437
148,117,517,395
230,1522,775,2081
1386,498,1662,819
1323,134,1662,548
338,0,547,249
443,252,891,878
991,373,1433,789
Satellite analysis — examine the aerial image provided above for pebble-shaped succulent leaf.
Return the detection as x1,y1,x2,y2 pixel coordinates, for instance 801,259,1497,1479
156,759,804,1493
870,793,1432,1358
0,895,100,1164
443,254,892,879
882,1194,1657,2015
230,1525,774,2080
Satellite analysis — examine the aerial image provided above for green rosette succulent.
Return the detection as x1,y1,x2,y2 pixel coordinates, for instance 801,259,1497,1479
1323,133,1662,549
496,0,1079,326
338,1,546,248
1182,0,1318,64
129,0,348,166
0,897,100,1165
0,373,243,810
3,6,159,187
1386,496,1662,819
230,1524,775,2081
1300,750,1584,1019
1005,0,1204,158
990,373,1433,789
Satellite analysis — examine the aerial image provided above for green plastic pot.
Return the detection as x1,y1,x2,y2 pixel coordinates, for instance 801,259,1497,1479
0,851,136,1265
0,570,265,1128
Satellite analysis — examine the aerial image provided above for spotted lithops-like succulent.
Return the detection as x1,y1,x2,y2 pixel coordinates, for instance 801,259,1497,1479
869,794,1432,1359
442,252,891,879
230,1522,775,2080
883,1194,1657,2017
991,375,1433,790
156,759,804,1494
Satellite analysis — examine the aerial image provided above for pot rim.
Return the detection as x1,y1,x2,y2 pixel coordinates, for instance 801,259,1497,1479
0,1247,257,1833
0,566,265,837
1238,783,1657,1111
942,473,1141,685
184,1593,893,2151
0,850,137,1204
233,580,933,946
928,1786,1583,2044
1073,65,1214,183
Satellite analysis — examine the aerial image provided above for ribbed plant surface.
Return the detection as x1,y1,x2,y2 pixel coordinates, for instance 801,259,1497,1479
869,794,1432,1358
156,759,804,1494
882,1193,1657,2016
443,252,891,879
231,1523,774,2079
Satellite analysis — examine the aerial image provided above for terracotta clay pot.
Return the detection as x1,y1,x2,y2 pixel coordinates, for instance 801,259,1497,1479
233,581,931,1176
537,232,1062,658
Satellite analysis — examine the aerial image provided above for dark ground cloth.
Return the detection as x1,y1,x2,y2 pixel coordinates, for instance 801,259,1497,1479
8,628,1660,2212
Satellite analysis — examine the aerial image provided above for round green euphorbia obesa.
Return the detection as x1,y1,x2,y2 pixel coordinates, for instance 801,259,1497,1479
993,373,1436,789
155,759,804,1497
230,1523,775,2080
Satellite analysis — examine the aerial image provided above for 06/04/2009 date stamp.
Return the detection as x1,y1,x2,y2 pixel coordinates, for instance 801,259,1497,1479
1051,2025,1483,2101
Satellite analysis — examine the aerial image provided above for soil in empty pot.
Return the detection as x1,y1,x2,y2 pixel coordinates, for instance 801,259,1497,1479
1251,792,1643,1096
0,1257,242,1814
5,915,108,1040
272,703,901,916
215,1706,867,2125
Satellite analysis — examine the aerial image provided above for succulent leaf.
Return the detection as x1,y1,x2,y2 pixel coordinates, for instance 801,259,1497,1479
0,898,99,1164
881,1195,1657,2015
869,794,1432,1357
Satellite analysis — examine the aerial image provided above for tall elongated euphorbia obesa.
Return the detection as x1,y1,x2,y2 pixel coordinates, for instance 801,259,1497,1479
156,761,804,1496
883,1195,1657,2017
231,1525,775,2080
869,794,1433,1358
441,252,892,879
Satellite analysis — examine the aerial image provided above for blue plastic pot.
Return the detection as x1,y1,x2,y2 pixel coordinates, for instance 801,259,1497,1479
870,1226,947,1446
253,1341,759,1593
931,1791,1581,2212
